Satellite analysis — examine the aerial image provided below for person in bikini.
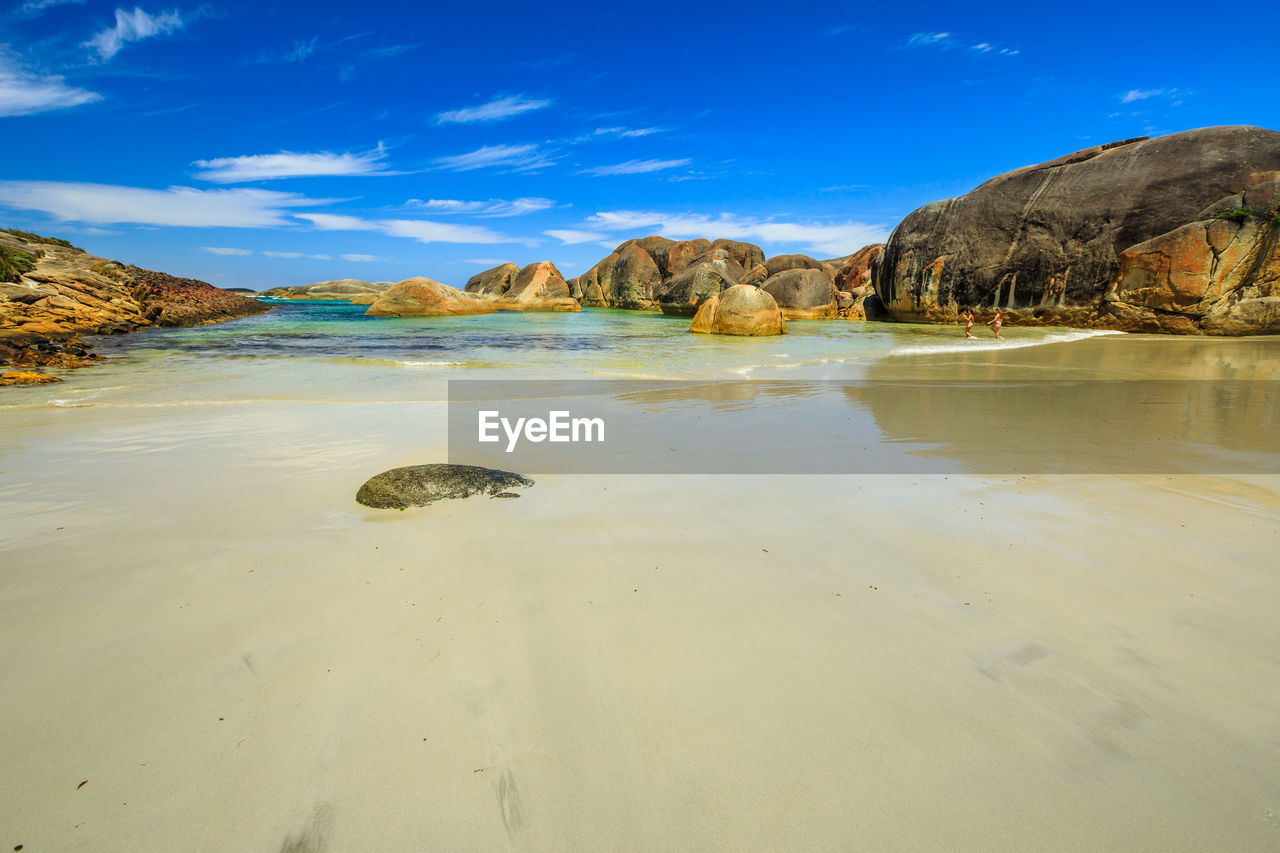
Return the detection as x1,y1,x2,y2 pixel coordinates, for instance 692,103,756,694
962,309,975,338
987,307,1004,339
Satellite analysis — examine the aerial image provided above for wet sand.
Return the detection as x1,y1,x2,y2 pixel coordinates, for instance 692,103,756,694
1,332,1278,851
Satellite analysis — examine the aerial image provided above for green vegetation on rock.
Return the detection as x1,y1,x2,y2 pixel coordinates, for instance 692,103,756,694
1210,207,1255,223
1,229,80,251
0,246,40,283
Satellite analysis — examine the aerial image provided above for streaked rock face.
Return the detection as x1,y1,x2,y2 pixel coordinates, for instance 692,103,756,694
872,125,1280,334
762,268,839,319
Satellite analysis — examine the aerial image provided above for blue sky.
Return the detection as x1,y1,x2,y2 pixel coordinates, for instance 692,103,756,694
1,0,1276,290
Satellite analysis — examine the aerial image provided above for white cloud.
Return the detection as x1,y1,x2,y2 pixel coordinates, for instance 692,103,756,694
84,7,185,62
202,246,252,255
586,210,890,257
0,181,331,227
436,94,551,124
433,143,556,172
1121,88,1179,103
402,197,554,217
905,32,950,47
260,250,333,259
341,253,383,262
578,158,692,177
545,229,610,244
192,146,394,182
19,0,86,16
296,213,512,245
970,42,1019,56
567,126,664,143
0,53,101,116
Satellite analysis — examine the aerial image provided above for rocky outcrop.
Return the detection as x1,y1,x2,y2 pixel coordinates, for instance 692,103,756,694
1101,182,1280,334
657,249,746,316
464,263,521,299
689,285,786,336
365,277,497,316
743,254,830,287
873,125,1280,333
834,244,883,292
356,464,533,509
569,235,766,310
496,262,580,312
0,228,268,369
258,279,393,302
761,268,839,319
1,369,61,386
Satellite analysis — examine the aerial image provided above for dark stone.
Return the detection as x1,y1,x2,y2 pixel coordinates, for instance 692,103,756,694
356,464,534,509
761,268,839,319
873,125,1280,331
657,250,745,315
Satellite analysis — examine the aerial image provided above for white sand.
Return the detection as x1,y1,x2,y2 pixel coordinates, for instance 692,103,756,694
2,340,1280,850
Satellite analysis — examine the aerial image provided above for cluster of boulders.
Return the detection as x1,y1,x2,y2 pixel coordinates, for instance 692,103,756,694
0,229,268,375
872,125,1280,335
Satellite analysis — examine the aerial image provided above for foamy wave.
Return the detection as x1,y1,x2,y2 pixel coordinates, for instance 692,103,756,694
396,360,467,367
889,329,1122,357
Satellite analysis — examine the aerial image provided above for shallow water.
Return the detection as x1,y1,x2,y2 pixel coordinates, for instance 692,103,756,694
3,303,1280,852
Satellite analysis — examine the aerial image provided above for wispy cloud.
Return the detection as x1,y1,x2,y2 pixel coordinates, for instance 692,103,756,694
84,7,185,62
1120,87,1182,103
585,210,890,257
0,52,101,117
402,197,554,217
570,126,664,143
578,158,692,177
969,42,1019,56
202,246,252,255
0,181,331,227
436,94,552,125
340,253,383,262
905,31,951,47
825,24,860,37
545,229,610,244
191,146,395,182
18,0,86,17
433,143,556,172
296,213,513,245
261,250,332,259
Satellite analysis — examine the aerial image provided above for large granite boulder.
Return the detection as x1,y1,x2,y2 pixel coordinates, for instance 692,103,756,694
690,285,786,336
712,239,765,272
258,279,393,301
365,277,497,316
657,249,745,315
873,125,1280,332
496,262,580,312
834,244,884,292
761,268,839,319
568,235,765,310
1101,182,1280,334
573,242,664,309
464,263,520,299
356,464,533,509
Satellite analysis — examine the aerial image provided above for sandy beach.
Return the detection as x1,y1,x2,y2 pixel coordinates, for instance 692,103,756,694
1,324,1278,851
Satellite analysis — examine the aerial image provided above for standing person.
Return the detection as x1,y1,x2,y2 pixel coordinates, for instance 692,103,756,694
962,309,975,338
987,307,1004,339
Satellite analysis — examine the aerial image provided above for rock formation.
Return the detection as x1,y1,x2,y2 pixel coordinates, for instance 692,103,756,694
365,277,497,316
658,249,746,316
463,263,521,299
1102,182,1280,334
761,268,839,319
689,285,786,336
0,228,268,372
356,464,534,509
873,125,1280,333
495,262,580,312
570,236,767,310
258,279,393,302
